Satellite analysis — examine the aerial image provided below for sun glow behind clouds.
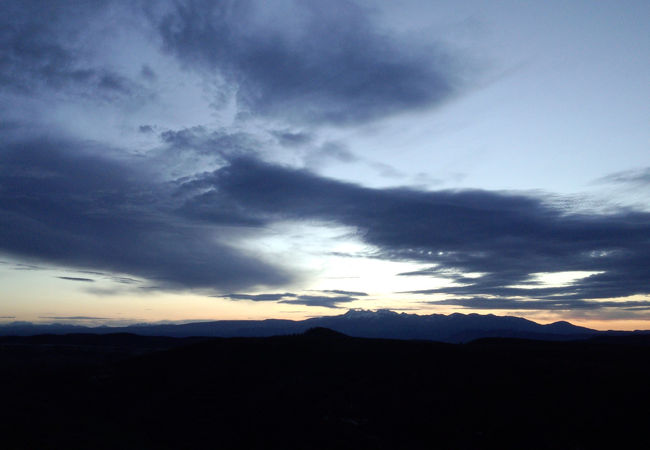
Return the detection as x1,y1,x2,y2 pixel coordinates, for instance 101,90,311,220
238,221,455,296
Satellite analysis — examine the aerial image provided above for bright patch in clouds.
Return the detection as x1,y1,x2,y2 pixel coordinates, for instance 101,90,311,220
515,271,604,289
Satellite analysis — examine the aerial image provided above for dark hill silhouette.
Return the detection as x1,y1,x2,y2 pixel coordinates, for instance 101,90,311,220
302,326,348,338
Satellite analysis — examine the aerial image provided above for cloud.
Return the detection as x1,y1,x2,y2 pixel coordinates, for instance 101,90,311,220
140,64,157,81
39,316,111,320
596,168,650,186
222,291,359,308
57,277,95,282
304,141,357,169
0,0,645,317
110,276,141,285
13,263,44,271
369,162,405,179
154,0,462,125
425,297,650,311
271,130,313,147
0,137,291,292
0,1,143,100
157,126,262,174
222,293,297,301
3,125,648,312
318,290,368,297
179,156,650,309
279,295,357,309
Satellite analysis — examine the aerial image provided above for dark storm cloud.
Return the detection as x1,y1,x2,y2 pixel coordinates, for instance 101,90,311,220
0,0,143,99
179,156,650,309
154,0,461,125
0,138,291,292
57,277,95,282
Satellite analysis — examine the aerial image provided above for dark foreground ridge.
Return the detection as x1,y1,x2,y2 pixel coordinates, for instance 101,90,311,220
1,331,650,449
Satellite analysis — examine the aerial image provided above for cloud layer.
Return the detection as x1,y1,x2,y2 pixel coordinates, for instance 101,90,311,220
178,156,650,308
222,291,364,308
154,0,460,125
0,1,142,99
5,139,647,310
0,138,290,292
1,1,648,317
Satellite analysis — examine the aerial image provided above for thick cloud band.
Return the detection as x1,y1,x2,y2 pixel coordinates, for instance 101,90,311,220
155,0,459,125
180,157,650,306
0,139,291,291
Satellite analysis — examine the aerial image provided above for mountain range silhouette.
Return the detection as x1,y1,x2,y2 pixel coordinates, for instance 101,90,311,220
0,309,639,342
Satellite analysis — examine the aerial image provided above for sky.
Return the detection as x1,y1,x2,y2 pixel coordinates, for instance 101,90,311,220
1,0,649,330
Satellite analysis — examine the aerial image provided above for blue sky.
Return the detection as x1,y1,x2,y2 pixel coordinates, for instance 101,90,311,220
1,0,649,329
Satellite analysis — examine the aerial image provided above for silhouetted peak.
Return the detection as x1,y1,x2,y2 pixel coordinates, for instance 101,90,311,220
303,327,348,338
543,320,593,334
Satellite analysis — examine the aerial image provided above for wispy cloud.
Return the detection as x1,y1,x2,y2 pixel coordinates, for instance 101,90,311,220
279,295,357,309
595,168,650,186
222,293,297,301
57,277,95,283
424,297,650,311
222,291,360,308
38,316,111,320
317,290,368,297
